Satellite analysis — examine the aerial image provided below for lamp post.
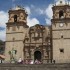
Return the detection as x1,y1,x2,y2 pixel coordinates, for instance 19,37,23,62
9,48,17,63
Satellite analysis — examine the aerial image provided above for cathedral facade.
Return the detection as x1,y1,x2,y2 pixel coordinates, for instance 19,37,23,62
5,1,70,63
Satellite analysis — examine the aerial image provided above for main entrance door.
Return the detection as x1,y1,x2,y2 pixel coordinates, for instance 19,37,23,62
34,51,41,61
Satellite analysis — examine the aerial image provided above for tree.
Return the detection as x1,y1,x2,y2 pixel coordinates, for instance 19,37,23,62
0,40,4,45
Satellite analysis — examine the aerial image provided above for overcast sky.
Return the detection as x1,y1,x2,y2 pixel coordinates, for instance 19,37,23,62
0,0,69,41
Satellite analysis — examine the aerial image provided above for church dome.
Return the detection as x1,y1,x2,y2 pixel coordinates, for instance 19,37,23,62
55,0,67,6
13,6,25,10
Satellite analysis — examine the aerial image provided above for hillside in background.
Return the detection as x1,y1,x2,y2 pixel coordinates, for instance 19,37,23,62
0,40,5,54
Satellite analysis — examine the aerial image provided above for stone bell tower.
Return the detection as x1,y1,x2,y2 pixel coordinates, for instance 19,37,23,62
51,0,70,63
5,6,29,62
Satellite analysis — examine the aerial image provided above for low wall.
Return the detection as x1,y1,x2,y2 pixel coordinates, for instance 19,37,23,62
0,63,70,70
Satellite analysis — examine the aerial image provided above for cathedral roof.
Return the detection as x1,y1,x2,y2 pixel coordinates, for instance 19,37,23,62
9,5,28,15
55,0,68,6
12,6,25,10
16,6,25,10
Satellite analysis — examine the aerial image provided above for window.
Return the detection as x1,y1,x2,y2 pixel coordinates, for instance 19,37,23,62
59,10,64,18
61,35,63,38
60,33,63,38
14,15,17,22
60,49,64,53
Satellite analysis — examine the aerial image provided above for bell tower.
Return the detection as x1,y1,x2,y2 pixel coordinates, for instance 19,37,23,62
51,0,70,63
8,6,28,23
5,6,29,62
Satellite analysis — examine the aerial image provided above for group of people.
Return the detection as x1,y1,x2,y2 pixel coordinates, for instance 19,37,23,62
34,59,42,64
18,58,42,64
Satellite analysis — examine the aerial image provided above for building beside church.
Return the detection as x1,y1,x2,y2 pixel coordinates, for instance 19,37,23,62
5,0,70,63
0,41,5,63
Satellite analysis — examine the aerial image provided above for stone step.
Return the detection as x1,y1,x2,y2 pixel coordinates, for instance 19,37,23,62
0,63,70,70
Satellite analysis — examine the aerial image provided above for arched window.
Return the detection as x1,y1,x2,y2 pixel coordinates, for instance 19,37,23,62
14,15,17,22
59,10,64,18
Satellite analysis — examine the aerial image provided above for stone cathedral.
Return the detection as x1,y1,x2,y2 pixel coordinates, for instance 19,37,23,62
5,0,70,63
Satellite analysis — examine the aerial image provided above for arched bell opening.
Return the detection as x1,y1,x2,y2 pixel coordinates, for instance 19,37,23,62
14,15,17,22
59,10,64,18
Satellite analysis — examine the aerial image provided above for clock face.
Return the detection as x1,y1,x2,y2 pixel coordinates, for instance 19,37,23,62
59,23,64,27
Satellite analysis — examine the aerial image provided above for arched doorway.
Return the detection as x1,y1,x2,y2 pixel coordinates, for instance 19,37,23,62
34,51,41,61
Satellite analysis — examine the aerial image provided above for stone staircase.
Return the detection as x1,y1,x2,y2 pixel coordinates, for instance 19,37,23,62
0,63,70,70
